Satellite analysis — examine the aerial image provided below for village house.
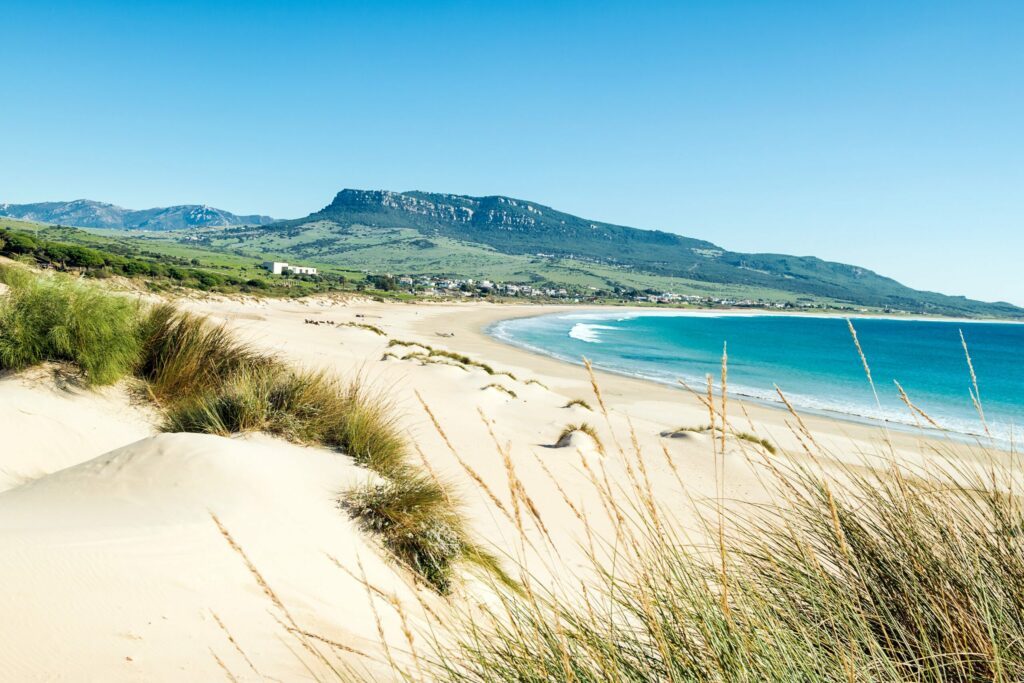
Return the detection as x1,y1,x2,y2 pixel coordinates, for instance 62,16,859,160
262,261,318,276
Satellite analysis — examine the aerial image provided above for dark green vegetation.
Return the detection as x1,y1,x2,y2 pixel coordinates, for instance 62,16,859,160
0,219,358,296
194,189,1021,318
0,199,273,230
0,266,142,384
0,267,499,593
6,190,1020,317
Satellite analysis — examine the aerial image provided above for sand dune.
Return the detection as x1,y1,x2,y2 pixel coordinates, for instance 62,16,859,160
0,294,979,679
0,431,439,681
0,366,156,491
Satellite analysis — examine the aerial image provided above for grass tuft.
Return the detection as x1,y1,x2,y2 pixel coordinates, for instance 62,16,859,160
0,269,501,593
138,304,270,403
0,266,142,385
388,338,514,376
563,398,593,410
554,422,605,454
482,383,517,399
666,424,777,453
342,473,513,594
340,322,386,336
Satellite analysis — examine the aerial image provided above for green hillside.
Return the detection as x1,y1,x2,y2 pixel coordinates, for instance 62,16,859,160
190,189,1022,318
6,189,1020,318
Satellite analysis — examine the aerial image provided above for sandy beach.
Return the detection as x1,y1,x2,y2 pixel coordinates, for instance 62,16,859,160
0,293,989,680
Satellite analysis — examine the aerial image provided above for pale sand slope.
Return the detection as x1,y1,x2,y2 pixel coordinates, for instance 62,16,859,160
0,295,983,680
0,431,438,681
178,297,976,572
0,366,156,491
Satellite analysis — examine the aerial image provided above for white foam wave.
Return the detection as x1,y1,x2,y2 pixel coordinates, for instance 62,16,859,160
568,323,618,343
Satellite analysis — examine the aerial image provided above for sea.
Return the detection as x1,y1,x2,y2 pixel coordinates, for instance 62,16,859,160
489,310,1024,445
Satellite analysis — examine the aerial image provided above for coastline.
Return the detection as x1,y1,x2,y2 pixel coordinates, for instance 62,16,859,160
0,290,1003,679
396,301,995,457
482,306,1012,446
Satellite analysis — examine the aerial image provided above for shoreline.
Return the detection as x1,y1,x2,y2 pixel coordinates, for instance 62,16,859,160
396,301,995,458
482,307,1008,446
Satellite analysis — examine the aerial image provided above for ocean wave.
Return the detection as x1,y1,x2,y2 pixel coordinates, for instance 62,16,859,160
567,323,619,343
487,315,1022,446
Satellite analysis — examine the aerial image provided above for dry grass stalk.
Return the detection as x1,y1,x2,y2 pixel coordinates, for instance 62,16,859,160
659,442,687,493
960,329,991,437
211,513,342,678
209,648,240,683
529,450,585,522
582,357,625,457
210,610,263,679
479,408,552,546
414,390,513,522
894,380,945,432
846,318,895,457
775,385,826,455
386,592,425,682
720,342,728,456
356,552,405,679
412,442,452,505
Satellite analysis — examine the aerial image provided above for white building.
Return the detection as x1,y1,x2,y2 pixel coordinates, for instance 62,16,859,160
262,261,318,276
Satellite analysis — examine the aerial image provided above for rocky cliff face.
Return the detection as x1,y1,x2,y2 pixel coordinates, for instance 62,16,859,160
326,189,548,228
0,200,274,230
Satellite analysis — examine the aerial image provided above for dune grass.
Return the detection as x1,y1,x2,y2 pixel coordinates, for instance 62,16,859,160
138,303,271,403
667,423,777,454
554,422,605,455
340,321,386,336
0,264,143,385
0,268,499,593
147,313,485,589
563,398,593,410
343,472,513,594
482,383,517,399
388,338,512,376
428,443,1024,681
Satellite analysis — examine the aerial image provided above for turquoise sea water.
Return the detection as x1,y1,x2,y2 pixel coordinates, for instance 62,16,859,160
490,311,1024,443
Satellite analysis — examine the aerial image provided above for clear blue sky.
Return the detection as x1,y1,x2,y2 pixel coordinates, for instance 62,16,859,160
2,1,1021,304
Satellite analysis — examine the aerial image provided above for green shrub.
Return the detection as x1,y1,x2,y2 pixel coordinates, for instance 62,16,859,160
137,304,271,402
0,268,142,384
343,473,512,595
324,381,407,475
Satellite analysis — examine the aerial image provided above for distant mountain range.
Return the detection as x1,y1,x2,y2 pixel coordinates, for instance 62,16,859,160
0,199,274,231
3,190,1018,318
247,189,1018,318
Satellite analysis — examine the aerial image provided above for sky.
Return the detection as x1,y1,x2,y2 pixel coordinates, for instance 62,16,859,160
2,1,1022,304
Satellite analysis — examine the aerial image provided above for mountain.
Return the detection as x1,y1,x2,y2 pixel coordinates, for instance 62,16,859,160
0,199,274,230
230,189,1016,318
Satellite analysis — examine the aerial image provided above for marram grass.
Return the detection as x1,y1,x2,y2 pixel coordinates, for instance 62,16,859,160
426,446,1024,682
0,267,501,594
0,264,142,385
